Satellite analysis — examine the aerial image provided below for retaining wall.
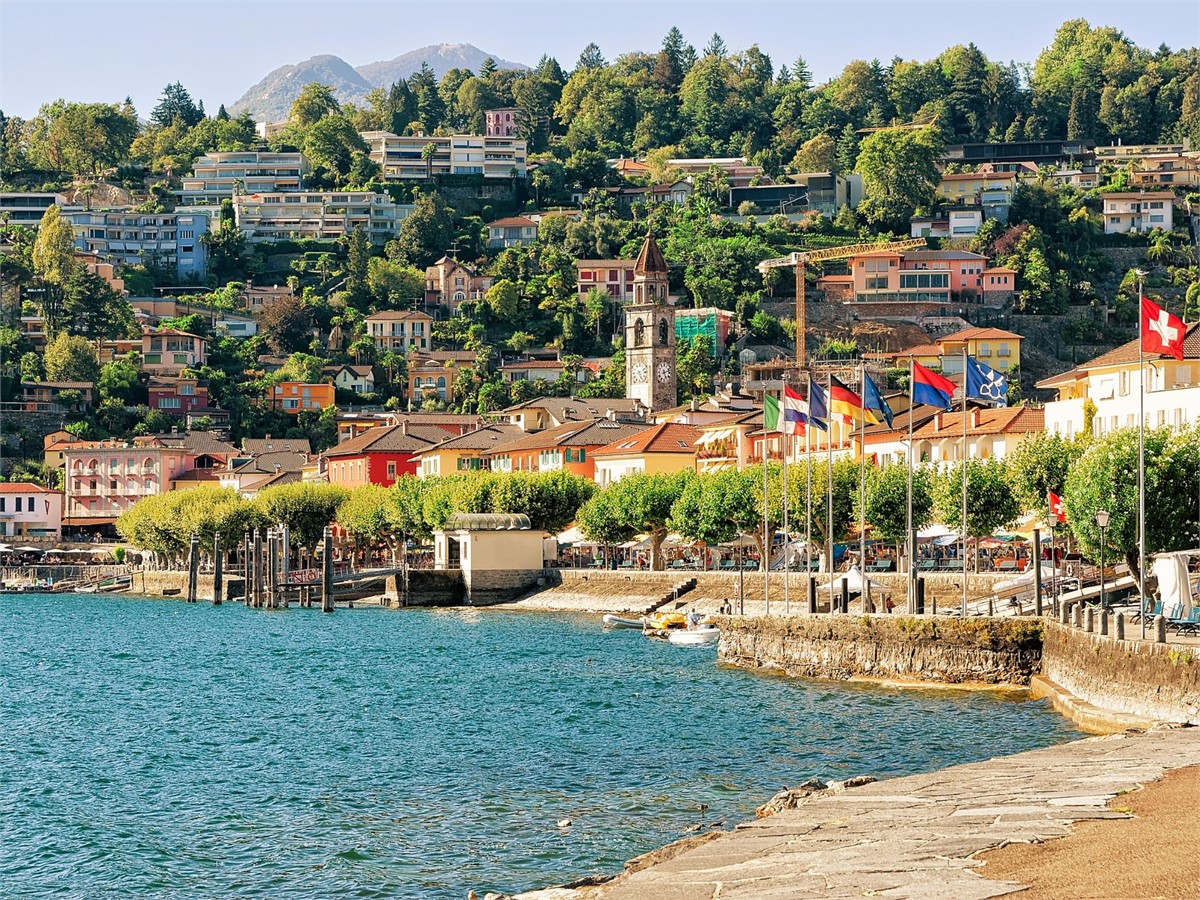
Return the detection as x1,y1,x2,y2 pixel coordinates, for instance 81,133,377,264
1040,621,1200,725
717,615,1044,685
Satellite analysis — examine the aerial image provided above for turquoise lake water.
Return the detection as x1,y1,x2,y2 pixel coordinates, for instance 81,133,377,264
0,594,1081,898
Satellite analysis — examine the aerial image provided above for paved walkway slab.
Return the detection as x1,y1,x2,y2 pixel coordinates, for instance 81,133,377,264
522,727,1200,900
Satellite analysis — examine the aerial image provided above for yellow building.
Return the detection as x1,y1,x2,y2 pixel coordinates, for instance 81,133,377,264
937,327,1023,374
590,422,700,486
413,424,523,479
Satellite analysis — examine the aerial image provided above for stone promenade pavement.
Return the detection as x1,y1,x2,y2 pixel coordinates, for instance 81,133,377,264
524,726,1200,900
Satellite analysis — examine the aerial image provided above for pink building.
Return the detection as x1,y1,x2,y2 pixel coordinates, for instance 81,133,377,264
837,249,1009,304
486,108,520,138
141,328,209,375
62,441,197,532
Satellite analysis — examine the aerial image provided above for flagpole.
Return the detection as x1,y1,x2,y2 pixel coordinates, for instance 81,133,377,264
806,374,813,611
962,347,969,618
828,373,835,613
763,423,770,617
859,360,869,613
1048,496,1057,616
783,375,790,615
907,356,915,613
1138,271,1147,638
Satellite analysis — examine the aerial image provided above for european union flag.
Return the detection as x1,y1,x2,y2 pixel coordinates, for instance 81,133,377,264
965,356,1009,407
862,372,894,429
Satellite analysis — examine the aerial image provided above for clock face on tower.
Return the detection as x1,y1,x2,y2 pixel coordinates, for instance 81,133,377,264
631,362,649,384
656,362,672,384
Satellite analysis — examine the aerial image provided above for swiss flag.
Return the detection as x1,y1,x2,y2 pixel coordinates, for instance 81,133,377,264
1141,297,1186,361
1048,491,1066,524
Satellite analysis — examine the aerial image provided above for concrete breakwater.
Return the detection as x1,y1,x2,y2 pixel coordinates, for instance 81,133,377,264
716,613,1200,726
717,614,1045,686
1040,620,1200,725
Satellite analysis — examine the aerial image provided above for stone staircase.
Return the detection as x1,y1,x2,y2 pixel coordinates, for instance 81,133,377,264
642,578,697,614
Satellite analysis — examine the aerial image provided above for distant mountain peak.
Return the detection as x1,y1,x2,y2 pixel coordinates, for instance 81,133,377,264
229,43,527,122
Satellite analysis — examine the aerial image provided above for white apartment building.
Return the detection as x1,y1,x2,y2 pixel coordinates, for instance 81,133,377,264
1101,192,1174,234
67,209,211,280
361,132,527,180
0,192,65,228
1038,324,1200,440
0,484,63,538
233,191,412,245
179,151,310,205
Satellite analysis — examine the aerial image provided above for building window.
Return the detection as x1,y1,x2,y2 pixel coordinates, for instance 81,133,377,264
387,461,397,479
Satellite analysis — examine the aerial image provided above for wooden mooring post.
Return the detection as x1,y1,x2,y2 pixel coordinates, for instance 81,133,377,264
212,532,223,605
321,526,334,613
279,524,290,609
243,532,253,605
186,533,199,603
253,530,264,609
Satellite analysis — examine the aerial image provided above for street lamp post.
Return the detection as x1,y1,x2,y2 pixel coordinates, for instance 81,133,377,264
1095,509,1110,612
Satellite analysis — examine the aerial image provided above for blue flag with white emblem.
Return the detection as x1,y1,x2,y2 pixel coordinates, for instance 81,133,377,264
965,356,1009,407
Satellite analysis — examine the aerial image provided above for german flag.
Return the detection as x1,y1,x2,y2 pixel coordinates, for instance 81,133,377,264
828,375,877,425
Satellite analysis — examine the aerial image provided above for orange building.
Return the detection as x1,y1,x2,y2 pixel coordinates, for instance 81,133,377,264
482,419,649,479
268,382,336,415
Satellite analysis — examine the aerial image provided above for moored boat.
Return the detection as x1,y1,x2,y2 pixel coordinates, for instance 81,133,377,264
602,614,645,629
667,625,720,646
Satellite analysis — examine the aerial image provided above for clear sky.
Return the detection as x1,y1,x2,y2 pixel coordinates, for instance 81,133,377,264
1,0,1197,119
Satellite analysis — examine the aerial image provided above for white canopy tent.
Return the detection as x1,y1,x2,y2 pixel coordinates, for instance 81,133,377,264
821,567,892,596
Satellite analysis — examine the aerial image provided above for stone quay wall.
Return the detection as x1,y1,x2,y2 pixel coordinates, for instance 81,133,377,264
1041,620,1200,725
717,615,1045,686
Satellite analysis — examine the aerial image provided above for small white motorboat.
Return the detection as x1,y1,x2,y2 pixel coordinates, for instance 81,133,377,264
602,614,645,629
668,625,720,646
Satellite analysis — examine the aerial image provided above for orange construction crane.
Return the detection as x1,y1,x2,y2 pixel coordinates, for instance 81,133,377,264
756,238,927,367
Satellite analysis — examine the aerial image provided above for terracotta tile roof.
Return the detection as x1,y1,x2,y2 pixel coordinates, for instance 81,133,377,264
909,406,1044,439
0,483,59,493
940,172,1018,181
1035,368,1086,389
23,381,93,389
633,233,668,276
487,216,537,228
1101,191,1175,200
482,419,648,455
591,423,700,456
937,327,1024,343
254,470,302,490
499,360,566,370
171,469,220,483
1070,322,1200,369
323,424,445,457
324,365,375,378
415,424,524,453
982,266,1017,274
364,309,433,322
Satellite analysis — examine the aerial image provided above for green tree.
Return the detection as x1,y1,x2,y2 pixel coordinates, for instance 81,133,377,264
150,82,204,128
344,227,372,307
303,116,369,182
63,267,135,342
43,332,99,383
255,291,312,356
932,459,1021,559
255,482,350,550
854,127,943,231
1005,432,1081,514
387,191,454,268
578,471,693,570
97,356,145,406
1064,424,1200,592
484,278,521,322
488,470,596,534
676,334,717,403
367,257,423,306
790,132,836,173
856,464,933,558
31,205,79,334
290,83,341,128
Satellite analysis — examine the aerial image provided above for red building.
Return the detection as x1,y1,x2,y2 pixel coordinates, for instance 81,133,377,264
322,423,449,487
148,376,210,414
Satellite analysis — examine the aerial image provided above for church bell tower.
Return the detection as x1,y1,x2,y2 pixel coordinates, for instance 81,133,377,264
625,232,675,411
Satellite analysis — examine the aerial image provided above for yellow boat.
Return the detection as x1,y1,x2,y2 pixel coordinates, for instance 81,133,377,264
644,612,686,631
